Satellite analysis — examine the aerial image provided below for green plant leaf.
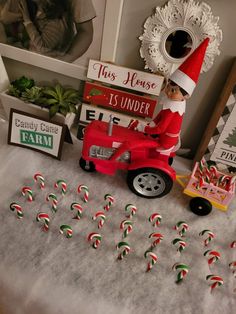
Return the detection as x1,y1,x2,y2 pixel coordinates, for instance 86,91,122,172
49,105,59,118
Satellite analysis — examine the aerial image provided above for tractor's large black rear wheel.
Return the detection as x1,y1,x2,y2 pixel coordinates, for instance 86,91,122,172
127,168,173,198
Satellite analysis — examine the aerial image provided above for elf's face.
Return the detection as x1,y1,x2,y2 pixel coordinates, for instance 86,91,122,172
165,82,187,101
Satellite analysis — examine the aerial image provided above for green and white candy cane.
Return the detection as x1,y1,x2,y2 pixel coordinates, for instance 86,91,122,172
148,213,162,227
199,229,215,246
173,221,189,237
54,179,67,196
21,186,33,202
144,249,158,272
116,241,131,260
103,193,115,211
172,238,186,253
46,193,58,213
120,219,133,238
125,204,137,218
10,202,23,219
59,224,73,238
92,211,106,229
87,232,102,249
70,202,83,220
172,263,189,284
36,212,50,232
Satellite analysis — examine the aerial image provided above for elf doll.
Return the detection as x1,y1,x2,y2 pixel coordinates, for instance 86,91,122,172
130,37,210,154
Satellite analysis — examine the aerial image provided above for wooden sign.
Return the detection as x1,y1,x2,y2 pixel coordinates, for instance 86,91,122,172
87,59,164,96
77,103,145,141
83,82,157,118
8,109,66,159
210,95,236,168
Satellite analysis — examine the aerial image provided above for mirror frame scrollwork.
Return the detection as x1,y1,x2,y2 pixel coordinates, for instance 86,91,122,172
139,0,223,76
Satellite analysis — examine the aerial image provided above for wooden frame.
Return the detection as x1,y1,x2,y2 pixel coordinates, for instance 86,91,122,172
194,58,236,165
0,0,124,81
8,109,66,160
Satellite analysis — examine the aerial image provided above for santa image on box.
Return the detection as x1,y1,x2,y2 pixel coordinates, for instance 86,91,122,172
130,37,210,154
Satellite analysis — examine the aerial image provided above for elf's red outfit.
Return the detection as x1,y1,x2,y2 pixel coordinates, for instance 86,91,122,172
144,95,186,149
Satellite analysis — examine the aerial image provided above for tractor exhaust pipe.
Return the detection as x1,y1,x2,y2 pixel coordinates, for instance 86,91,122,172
108,114,113,136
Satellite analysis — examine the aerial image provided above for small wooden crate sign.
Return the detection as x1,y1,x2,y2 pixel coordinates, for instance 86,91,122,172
87,59,164,96
83,82,157,118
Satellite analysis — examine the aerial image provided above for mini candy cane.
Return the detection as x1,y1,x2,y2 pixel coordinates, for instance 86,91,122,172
149,233,164,248
78,184,89,203
54,179,67,196
203,250,221,265
206,275,223,293
229,261,236,277
230,241,236,248
148,213,162,227
87,232,102,249
46,193,58,213
144,250,158,272
125,204,137,218
92,211,106,229
199,229,215,246
36,212,50,232
10,202,23,219
172,238,186,253
21,186,33,202
34,173,45,189
70,202,83,220
103,193,115,211
172,263,189,284
116,241,131,260
173,221,189,237
59,225,73,238
120,219,133,238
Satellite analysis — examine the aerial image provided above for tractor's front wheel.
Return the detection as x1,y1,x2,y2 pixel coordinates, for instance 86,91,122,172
79,157,96,172
127,168,173,198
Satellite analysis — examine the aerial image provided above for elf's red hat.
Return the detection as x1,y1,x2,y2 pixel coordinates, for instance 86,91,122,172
170,37,210,96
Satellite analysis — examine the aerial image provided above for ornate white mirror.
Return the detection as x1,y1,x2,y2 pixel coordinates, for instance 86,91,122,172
139,0,223,76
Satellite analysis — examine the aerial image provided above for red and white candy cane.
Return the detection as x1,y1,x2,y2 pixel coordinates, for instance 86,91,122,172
59,224,73,238
173,221,189,237
230,241,236,248
116,241,131,260
206,274,223,293
144,250,158,272
78,184,89,203
34,173,45,189
54,179,67,196
125,204,137,218
203,249,221,265
120,219,133,238
199,229,215,246
87,232,102,249
21,186,33,202
172,238,186,253
172,263,189,284
36,212,50,232
103,193,115,211
70,202,83,220
92,211,106,229
148,213,162,227
149,233,164,248
46,193,58,213
10,202,23,219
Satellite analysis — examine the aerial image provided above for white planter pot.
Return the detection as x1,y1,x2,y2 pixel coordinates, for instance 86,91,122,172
0,91,76,129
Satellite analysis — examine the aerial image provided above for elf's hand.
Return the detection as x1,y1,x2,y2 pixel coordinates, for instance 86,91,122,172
136,122,145,132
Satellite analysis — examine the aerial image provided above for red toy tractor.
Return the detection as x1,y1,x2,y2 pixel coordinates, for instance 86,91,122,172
79,119,176,198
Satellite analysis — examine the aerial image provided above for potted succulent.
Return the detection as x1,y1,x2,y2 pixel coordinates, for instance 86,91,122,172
0,76,80,129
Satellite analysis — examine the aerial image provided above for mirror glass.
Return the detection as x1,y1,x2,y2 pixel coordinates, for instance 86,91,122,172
165,30,193,59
